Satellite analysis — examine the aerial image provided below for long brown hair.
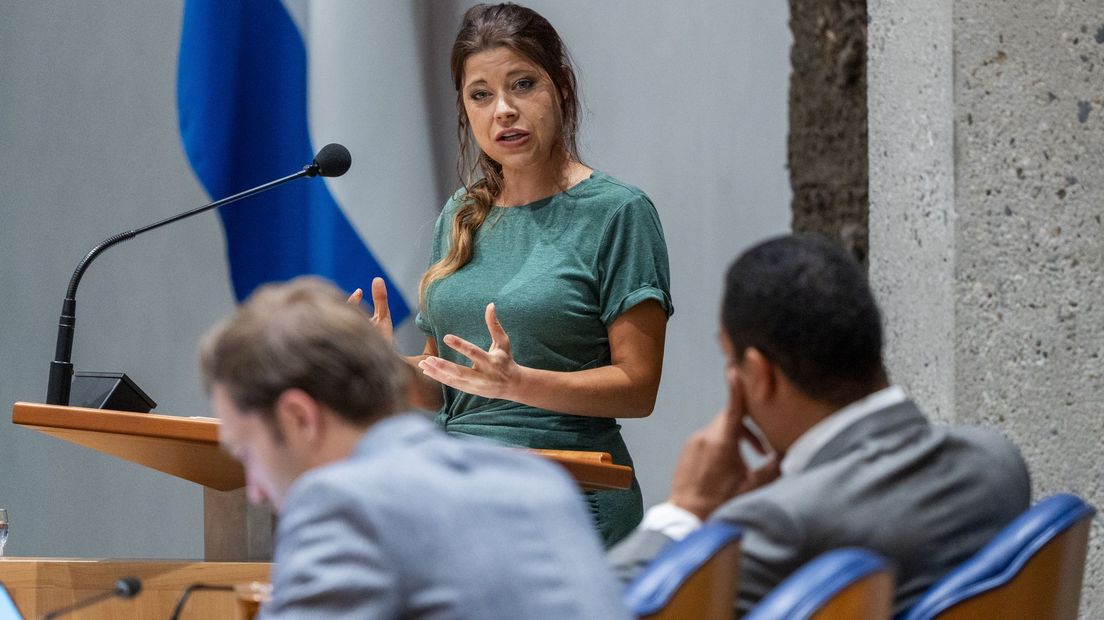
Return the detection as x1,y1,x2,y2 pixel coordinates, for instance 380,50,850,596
418,3,582,307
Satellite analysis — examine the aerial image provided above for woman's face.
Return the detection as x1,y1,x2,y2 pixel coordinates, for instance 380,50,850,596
461,46,563,176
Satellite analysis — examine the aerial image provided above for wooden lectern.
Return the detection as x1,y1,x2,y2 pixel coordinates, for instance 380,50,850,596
7,402,634,617
12,402,271,562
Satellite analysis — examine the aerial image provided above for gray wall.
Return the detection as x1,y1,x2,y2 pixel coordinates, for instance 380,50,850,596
0,2,228,559
869,0,1104,614
0,1,791,559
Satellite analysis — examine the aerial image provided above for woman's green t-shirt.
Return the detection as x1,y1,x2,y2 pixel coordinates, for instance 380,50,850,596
416,171,673,545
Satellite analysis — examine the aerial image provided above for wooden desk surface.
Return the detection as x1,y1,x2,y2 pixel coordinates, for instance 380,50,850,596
0,558,269,619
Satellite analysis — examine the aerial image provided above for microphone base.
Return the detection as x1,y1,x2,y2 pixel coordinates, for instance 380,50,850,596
47,360,74,405
70,371,157,413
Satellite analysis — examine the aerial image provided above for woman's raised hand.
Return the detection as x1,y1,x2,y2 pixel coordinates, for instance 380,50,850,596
348,277,394,344
418,302,521,400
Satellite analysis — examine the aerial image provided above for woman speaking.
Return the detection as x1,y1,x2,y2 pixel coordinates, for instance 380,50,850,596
357,3,671,546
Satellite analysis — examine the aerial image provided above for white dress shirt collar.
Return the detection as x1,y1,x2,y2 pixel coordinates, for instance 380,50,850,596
779,385,907,476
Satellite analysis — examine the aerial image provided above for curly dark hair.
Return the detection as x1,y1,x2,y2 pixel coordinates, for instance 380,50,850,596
722,235,887,406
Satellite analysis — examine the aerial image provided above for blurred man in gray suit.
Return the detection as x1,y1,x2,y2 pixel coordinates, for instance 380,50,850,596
609,235,1031,616
200,277,630,620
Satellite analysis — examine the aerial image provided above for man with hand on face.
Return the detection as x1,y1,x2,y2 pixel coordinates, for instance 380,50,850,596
609,235,1031,616
200,277,631,620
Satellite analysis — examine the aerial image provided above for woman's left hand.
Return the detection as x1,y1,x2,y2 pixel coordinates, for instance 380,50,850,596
418,302,523,400
348,277,394,345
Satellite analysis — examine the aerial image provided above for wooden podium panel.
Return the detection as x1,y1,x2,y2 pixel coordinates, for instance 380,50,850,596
11,402,633,492
6,403,635,612
0,558,269,619
11,403,243,491
10,403,633,560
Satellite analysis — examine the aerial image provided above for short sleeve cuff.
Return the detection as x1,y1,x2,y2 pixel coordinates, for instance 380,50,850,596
640,502,703,541
414,310,432,336
601,286,674,326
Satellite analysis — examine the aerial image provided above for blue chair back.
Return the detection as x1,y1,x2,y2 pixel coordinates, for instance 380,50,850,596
622,522,742,619
901,493,1095,620
744,548,893,620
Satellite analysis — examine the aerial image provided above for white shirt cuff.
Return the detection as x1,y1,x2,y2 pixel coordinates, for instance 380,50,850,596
640,502,703,541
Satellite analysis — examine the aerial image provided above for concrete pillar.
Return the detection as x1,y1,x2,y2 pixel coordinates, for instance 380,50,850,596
869,0,1104,614
788,0,870,265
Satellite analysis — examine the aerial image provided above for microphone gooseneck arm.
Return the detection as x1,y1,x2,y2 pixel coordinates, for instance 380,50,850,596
39,590,114,620
69,168,311,300
45,166,313,406
169,583,235,620
40,576,142,620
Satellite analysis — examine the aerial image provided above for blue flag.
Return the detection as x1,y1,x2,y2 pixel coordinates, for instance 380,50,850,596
176,0,411,324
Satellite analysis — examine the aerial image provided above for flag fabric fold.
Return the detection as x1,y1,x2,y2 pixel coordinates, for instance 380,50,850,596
176,0,411,324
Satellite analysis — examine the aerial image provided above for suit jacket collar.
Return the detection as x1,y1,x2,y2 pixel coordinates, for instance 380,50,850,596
804,400,929,471
781,386,907,475
353,412,437,460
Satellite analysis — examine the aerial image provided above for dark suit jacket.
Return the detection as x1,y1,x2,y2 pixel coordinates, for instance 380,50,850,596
609,400,1031,616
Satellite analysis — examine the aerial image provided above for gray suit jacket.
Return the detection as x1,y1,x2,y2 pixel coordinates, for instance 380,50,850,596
261,414,631,620
609,400,1031,616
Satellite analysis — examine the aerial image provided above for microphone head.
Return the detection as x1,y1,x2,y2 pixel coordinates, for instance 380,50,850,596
114,577,142,598
308,143,352,178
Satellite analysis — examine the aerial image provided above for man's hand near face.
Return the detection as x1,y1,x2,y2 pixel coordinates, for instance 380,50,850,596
668,367,780,521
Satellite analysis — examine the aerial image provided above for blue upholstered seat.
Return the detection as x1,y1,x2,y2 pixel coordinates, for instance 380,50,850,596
901,493,1095,620
622,523,742,618
744,548,893,620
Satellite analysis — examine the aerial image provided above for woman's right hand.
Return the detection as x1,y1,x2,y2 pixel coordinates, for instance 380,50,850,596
348,277,394,344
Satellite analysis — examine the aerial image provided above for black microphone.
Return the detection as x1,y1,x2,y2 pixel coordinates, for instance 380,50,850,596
40,576,142,619
45,144,353,411
307,142,352,178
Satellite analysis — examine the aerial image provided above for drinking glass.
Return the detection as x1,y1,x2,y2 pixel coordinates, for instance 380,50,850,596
0,509,8,557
